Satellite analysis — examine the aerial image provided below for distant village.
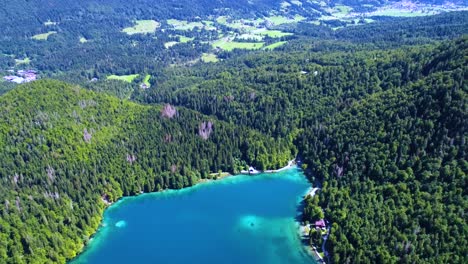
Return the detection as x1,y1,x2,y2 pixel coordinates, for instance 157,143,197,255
3,69,38,84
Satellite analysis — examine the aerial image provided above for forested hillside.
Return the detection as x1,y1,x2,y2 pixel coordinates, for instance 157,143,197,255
134,36,467,263
0,2,467,263
0,80,293,263
299,38,467,262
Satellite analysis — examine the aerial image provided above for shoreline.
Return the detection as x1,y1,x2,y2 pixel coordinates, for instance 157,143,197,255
71,159,300,262
240,159,296,174
299,186,326,264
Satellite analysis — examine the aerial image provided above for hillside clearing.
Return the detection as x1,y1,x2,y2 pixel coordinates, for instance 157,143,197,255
107,74,139,83
123,20,160,35
32,31,57,40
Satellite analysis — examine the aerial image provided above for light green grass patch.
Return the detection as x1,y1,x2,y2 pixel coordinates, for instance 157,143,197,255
15,58,31,65
221,21,257,32
32,31,57,40
178,35,194,43
281,1,291,8
201,53,219,63
122,20,160,35
265,16,290,25
167,19,184,26
202,20,217,31
334,4,352,16
263,41,287,50
216,16,228,24
294,15,306,21
107,74,139,83
237,34,264,41
164,41,179,49
203,20,214,26
212,40,264,51
258,30,293,38
371,9,433,17
167,19,204,30
265,15,305,26
143,74,151,86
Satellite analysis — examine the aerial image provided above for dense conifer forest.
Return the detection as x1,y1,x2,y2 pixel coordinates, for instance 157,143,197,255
0,1,467,263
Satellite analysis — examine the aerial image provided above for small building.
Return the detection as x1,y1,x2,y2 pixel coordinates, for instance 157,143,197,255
140,83,149,89
4,76,25,84
248,166,260,174
314,219,326,229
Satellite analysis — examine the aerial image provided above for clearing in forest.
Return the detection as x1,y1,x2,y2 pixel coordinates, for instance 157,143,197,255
201,53,219,63
32,31,57,40
143,74,151,86
122,20,160,35
167,19,205,31
107,74,139,83
15,58,31,65
212,40,264,51
265,15,305,25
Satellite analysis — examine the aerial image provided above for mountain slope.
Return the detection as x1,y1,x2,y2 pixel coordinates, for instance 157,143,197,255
0,80,293,263
299,38,467,263
135,36,467,263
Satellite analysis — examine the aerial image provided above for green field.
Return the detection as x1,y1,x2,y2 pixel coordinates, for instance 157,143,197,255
178,35,194,43
201,53,219,63
202,20,217,31
143,74,151,86
167,19,204,30
164,34,194,48
164,41,179,48
212,17,255,31
237,34,264,41
263,41,287,50
122,20,160,35
334,4,352,17
107,74,139,83
216,16,228,24
258,30,293,38
372,9,436,17
266,15,305,25
15,57,31,65
32,31,57,40
223,21,256,31
212,40,264,51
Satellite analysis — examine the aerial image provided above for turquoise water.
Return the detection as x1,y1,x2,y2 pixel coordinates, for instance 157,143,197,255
71,167,315,264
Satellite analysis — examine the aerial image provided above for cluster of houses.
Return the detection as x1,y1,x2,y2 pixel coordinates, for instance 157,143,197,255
3,70,38,84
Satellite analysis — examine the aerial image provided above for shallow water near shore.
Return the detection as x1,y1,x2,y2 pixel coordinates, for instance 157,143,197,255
70,167,315,264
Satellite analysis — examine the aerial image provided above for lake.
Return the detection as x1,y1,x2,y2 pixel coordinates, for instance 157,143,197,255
71,167,315,264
